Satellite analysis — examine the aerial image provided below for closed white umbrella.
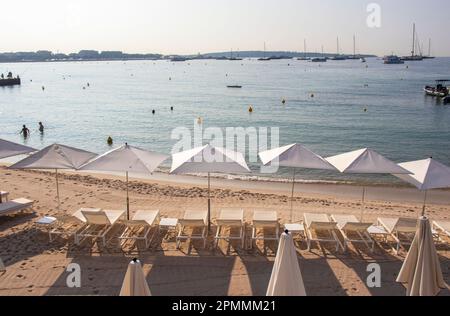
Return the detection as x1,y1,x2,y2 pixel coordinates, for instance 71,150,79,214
0,257,5,272
396,217,446,296
259,144,337,221
394,158,450,216
326,148,411,220
170,145,250,232
119,258,151,296
0,138,36,159
9,144,97,208
267,231,306,296
78,143,169,219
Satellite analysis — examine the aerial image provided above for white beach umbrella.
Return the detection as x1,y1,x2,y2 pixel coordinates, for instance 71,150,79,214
78,143,169,219
170,144,251,232
9,144,97,208
266,231,306,296
119,258,151,296
0,138,36,159
394,158,450,216
396,217,445,296
259,144,337,221
326,148,411,220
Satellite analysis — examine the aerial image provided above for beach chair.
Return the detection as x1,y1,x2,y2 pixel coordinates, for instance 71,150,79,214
48,208,100,242
75,209,126,246
0,198,34,217
251,211,279,247
303,213,343,252
215,209,245,249
176,210,208,249
284,223,305,242
433,221,450,239
119,210,160,248
377,217,418,254
331,214,374,252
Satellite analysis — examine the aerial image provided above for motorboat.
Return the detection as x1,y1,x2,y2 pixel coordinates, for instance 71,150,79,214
0,72,21,86
383,55,404,64
424,80,450,97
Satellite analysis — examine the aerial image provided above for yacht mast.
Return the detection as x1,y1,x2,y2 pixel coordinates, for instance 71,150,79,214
336,37,340,55
428,38,431,57
304,39,307,58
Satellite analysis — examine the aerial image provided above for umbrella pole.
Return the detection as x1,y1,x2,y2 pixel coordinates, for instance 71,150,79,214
207,172,211,235
422,190,428,217
126,171,130,220
55,169,60,209
360,186,366,222
290,170,296,222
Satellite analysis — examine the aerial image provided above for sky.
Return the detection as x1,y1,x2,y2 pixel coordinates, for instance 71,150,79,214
2,0,450,56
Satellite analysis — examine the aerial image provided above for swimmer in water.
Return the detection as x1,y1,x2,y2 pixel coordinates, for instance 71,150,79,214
20,125,30,138
38,122,44,133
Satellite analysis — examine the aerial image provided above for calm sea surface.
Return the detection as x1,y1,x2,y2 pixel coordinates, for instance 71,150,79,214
1,58,450,184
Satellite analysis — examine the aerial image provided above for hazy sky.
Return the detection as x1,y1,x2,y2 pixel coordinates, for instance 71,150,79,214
2,0,450,56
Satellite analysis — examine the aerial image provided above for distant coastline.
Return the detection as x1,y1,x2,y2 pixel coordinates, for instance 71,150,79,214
0,49,377,64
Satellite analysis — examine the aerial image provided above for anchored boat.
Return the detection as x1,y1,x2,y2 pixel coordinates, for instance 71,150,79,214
227,85,242,89
310,57,327,63
383,55,404,64
0,72,21,87
401,23,424,61
424,80,450,97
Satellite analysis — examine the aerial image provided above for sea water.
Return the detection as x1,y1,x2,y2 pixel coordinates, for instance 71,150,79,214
1,58,449,184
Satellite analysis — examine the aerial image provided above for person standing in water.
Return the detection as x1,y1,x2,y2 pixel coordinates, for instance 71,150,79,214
20,125,30,138
38,122,44,133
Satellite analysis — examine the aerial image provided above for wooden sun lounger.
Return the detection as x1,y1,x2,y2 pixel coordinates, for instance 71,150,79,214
76,209,126,246
119,210,160,248
215,209,245,249
303,213,343,252
251,211,279,247
48,208,101,242
176,210,208,249
331,214,374,252
377,217,418,254
0,198,34,216
433,221,450,238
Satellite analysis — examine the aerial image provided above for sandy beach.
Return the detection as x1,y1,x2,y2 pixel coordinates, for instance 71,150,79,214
0,166,449,296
